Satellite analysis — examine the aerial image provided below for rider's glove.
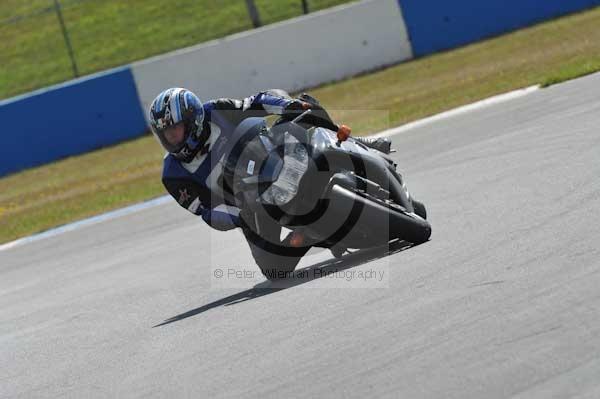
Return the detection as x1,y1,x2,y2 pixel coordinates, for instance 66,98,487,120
282,97,339,132
282,100,311,119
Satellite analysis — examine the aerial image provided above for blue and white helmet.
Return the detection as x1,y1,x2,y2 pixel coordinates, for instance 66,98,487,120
149,88,207,162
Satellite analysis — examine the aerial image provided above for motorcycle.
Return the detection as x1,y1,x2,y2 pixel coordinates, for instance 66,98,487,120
219,103,431,279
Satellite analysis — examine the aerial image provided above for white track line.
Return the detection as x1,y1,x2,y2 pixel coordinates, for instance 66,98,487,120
0,85,540,252
0,196,171,252
370,85,540,139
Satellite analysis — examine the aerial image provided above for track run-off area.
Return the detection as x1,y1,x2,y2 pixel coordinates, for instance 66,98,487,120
2,73,600,398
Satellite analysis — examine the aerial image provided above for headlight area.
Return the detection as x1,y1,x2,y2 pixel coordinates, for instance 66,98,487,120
261,132,309,206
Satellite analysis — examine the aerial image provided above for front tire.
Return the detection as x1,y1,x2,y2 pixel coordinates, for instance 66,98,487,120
412,199,427,220
326,184,432,246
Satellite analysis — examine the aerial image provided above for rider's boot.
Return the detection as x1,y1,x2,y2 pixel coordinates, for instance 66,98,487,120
354,137,392,154
330,245,346,259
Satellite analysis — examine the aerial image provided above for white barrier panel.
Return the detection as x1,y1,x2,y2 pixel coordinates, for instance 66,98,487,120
131,0,412,116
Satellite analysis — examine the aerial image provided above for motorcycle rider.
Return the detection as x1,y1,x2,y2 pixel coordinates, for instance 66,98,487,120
149,87,391,277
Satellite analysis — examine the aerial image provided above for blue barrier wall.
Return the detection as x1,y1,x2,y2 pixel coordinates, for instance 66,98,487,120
399,0,600,57
0,67,147,177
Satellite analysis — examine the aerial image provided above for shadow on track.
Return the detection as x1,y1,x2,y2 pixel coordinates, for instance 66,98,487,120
154,240,417,327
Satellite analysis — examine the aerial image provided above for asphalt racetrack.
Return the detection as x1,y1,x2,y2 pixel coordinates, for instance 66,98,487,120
2,74,600,398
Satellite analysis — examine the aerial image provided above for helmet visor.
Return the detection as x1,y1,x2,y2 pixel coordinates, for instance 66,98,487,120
155,122,187,153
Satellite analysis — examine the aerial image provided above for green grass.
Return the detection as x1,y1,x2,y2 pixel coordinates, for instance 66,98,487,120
2,6,600,244
540,60,600,87
0,0,352,99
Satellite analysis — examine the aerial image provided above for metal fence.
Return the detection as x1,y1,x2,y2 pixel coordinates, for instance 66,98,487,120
0,0,350,100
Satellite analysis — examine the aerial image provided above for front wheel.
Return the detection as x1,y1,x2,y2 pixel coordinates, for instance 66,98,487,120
325,184,431,246
412,199,427,220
